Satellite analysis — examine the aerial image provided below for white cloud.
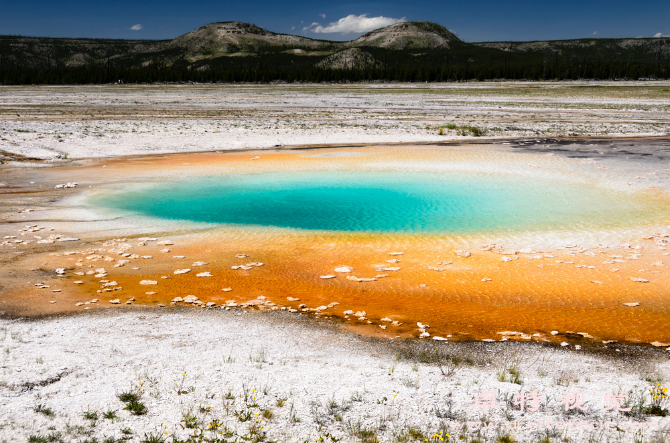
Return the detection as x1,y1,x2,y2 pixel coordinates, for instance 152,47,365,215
654,32,668,37
303,14,406,35
319,13,326,18
130,24,142,31
291,26,295,30
592,31,597,35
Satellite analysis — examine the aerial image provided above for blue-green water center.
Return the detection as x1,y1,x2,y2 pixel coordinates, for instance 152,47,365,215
93,171,665,233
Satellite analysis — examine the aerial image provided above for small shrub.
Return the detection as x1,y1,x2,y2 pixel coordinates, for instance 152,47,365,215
644,405,668,416
103,410,117,420
276,397,286,407
645,384,668,416
261,408,274,419
437,123,485,137
621,388,648,419
437,354,462,377
469,126,485,137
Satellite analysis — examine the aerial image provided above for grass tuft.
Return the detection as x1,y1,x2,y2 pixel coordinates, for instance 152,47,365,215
82,410,99,421
497,433,516,443
180,412,198,429
349,420,379,443
34,404,54,417
117,391,140,403
27,433,63,443
408,427,424,440
123,400,147,415
139,433,166,443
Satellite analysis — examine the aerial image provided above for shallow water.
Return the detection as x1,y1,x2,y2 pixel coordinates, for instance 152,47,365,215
92,170,664,234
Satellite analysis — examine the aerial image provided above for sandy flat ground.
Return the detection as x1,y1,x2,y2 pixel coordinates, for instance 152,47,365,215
1,83,670,442
1,82,670,160
1,310,668,443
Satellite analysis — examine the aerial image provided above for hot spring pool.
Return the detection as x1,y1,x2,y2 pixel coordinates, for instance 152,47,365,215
92,170,666,234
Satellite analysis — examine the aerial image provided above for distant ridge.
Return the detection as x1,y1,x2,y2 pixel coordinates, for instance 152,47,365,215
348,22,458,50
474,37,670,57
170,22,330,56
1,20,669,82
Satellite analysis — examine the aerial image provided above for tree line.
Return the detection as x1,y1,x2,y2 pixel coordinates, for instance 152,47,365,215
1,60,668,84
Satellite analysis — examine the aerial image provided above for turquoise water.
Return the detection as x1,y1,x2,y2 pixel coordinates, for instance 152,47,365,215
93,171,663,233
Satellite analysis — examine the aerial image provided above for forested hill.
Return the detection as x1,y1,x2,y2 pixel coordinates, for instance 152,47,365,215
1,21,669,83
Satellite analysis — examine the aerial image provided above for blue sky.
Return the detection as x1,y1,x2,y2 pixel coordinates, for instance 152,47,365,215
0,0,668,42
